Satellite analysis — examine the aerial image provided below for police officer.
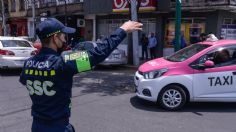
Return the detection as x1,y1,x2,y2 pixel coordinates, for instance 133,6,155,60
19,18,142,132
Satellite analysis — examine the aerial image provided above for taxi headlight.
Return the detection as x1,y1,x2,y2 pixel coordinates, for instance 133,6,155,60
144,68,168,79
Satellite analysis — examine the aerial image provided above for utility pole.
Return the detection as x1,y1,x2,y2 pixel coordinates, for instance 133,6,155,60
1,0,6,36
64,0,68,44
131,0,139,66
64,0,67,26
175,0,181,51
32,0,36,38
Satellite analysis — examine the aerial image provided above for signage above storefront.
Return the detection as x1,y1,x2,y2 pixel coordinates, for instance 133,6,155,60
113,0,157,13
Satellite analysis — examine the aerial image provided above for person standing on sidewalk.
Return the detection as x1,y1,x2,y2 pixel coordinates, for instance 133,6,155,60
148,32,157,59
19,18,142,132
140,33,148,60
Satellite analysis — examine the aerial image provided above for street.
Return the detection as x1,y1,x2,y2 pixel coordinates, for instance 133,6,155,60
1,67,236,132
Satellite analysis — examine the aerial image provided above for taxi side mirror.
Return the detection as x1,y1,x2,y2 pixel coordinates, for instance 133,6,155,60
204,60,215,68
197,60,215,70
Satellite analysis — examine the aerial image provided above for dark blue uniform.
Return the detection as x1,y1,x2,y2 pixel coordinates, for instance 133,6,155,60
19,28,126,132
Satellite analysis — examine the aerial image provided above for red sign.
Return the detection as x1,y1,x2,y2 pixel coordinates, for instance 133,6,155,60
113,0,157,12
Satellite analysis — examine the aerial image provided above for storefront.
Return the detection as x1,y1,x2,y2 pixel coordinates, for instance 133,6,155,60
96,0,158,56
163,17,206,56
8,18,28,36
221,18,236,39
164,18,206,47
56,15,85,43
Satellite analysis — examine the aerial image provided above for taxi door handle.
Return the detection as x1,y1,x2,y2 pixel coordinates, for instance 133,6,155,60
233,71,236,75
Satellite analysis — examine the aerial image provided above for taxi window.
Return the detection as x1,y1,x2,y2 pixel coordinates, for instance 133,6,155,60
165,44,210,62
191,46,236,69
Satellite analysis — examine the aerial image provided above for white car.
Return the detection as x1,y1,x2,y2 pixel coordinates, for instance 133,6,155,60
0,36,37,69
99,48,127,65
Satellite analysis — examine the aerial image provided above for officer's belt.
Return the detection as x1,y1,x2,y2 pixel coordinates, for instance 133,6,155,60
33,117,69,124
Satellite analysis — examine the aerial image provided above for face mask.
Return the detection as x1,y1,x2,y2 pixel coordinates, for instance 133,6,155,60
57,35,67,54
57,43,66,54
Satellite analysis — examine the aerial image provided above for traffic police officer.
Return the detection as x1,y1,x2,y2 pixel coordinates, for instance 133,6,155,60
19,18,142,132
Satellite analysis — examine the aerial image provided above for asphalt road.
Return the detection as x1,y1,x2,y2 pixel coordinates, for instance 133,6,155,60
1,66,236,132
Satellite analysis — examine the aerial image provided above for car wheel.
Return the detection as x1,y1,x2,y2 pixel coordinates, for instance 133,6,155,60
158,85,186,111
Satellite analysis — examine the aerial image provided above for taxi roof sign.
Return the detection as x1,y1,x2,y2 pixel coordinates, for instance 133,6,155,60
206,34,218,42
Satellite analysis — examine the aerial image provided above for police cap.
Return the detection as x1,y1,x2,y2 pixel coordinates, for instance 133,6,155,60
36,18,75,40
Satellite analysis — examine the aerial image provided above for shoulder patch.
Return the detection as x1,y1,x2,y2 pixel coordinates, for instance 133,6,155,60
62,50,91,72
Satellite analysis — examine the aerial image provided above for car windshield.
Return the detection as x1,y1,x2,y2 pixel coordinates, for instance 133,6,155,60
165,44,211,62
1,40,32,47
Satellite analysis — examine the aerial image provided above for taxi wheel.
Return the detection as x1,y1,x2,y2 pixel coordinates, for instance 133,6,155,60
158,85,186,111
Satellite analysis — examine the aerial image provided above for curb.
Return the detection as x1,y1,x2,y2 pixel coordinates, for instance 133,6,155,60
120,64,139,70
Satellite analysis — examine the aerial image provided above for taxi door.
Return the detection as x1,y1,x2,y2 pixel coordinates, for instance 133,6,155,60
191,46,236,100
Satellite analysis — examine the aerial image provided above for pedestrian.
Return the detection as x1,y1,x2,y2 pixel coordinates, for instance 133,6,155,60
171,34,186,49
180,34,187,49
19,18,142,132
198,33,207,42
140,33,148,60
148,32,157,59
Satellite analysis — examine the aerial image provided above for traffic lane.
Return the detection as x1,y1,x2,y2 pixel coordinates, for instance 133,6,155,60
71,92,236,132
0,68,22,76
1,67,236,132
71,68,236,132
0,69,31,116
0,66,137,132
131,96,236,113
0,69,32,132
73,67,137,96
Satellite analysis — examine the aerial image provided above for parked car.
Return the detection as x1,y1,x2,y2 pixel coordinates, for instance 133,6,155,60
73,41,127,65
18,36,35,42
19,36,42,51
33,39,42,51
134,35,236,110
0,36,37,69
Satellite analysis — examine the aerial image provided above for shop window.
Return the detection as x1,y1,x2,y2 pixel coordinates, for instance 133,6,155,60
4,3,9,14
165,18,206,48
10,0,16,12
140,19,156,36
40,0,56,7
232,19,236,24
193,18,206,23
19,0,25,11
73,0,83,2
182,19,192,23
224,18,232,24
113,20,121,24
107,20,112,24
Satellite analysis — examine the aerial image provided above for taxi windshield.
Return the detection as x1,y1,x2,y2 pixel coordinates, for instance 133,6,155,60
165,44,211,62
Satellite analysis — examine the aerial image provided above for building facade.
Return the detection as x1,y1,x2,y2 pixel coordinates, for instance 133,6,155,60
90,0,236,56
5,0,84,39
2,0,236,57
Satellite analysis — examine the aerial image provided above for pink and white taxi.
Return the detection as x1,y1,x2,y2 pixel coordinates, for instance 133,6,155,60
134,36,236,110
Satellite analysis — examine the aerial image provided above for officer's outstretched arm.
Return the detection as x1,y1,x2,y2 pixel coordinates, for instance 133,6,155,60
87,20,143,66
61,28,126,74
87,28,127,66
61,21,142,74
